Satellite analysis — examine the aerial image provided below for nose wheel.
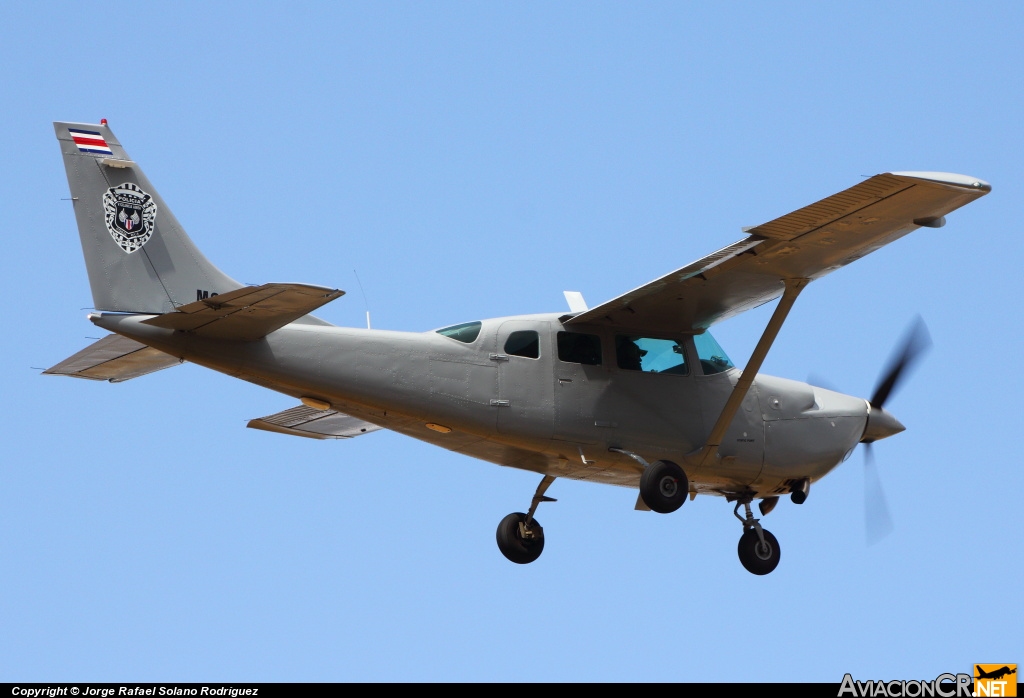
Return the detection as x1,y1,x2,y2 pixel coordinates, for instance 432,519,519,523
737,528,780,575
733,500,781,575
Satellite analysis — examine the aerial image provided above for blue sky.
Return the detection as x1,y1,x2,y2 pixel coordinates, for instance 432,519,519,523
1,1,1020,682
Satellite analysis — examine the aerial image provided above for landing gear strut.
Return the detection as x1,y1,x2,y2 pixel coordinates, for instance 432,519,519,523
733,500,781,575
496,475,556,564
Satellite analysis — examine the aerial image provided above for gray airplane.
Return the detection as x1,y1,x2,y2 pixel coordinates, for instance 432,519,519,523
46,120,991,574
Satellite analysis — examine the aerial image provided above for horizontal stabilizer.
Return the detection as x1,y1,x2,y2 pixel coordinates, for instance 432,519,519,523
143,283,344,341
43,334,182,382
247,404,383,440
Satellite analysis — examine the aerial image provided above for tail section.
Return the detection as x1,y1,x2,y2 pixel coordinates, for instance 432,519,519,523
55,121,241,313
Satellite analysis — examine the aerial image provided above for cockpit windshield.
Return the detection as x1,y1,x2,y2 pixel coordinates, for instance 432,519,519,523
694,331,734,374
436,321,482,343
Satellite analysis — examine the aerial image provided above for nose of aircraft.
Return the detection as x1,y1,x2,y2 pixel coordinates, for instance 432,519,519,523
861,404,905,443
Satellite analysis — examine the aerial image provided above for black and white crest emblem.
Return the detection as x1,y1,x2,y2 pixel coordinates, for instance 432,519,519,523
102,182,157,253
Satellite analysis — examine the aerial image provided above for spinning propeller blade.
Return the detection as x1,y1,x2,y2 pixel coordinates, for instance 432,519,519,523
863,443,894,545
870,316,932,410
859,316,931,544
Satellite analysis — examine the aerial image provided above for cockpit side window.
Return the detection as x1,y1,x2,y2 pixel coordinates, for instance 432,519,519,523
694,331,734,374
504,330,540,359
436,321,482,344
557,331,602,365
616,335,689,375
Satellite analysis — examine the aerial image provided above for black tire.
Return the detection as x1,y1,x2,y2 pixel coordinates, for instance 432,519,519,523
639,460,688,514
737,528,781,575
496,512,545,564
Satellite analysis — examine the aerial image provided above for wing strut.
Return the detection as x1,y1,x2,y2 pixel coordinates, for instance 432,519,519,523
696,277,809,467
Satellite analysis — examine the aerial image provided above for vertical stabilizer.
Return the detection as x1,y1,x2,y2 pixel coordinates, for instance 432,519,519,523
55,121,241,313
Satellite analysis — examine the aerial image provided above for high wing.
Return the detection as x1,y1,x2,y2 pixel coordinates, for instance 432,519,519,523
566,171,990,333
247,405,383,440
43,334,182,382
142,282,343,341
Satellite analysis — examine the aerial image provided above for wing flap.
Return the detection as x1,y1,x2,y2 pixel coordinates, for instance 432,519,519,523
247,405,383,440
142,282,344,341
43,334,182,382
568,172,989,332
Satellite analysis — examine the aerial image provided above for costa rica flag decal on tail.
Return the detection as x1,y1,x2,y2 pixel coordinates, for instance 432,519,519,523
68,128,113,155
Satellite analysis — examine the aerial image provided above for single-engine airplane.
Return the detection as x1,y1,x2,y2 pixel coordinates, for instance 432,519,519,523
46,120,990,574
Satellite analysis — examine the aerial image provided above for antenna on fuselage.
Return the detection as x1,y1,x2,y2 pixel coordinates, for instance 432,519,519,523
353,270,371,329
563,291,588,313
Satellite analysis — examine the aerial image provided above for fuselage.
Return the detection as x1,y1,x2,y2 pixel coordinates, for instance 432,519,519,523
92,310,869,500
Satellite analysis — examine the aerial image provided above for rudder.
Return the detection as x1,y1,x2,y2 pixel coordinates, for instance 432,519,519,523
55,121,241,314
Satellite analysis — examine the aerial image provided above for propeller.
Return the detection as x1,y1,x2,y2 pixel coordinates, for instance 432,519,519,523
863,442,893,545
868,315,932,414
860,316,932,544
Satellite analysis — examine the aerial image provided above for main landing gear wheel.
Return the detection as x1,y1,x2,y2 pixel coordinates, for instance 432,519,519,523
496,512,545,564
737,528,780,575
639,460,688,514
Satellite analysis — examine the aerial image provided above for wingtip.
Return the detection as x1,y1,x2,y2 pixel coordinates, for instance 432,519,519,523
890,171,991,193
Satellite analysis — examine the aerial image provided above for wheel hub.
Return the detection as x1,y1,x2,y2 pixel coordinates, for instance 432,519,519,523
658,476,677,497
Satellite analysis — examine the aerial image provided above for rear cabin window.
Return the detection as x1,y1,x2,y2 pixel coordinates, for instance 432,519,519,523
557,332,602,365
504,330,540,359
436,321,482,344
616,336,689,375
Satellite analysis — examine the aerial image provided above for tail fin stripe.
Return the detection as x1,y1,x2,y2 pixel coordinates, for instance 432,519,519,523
68,128,113,154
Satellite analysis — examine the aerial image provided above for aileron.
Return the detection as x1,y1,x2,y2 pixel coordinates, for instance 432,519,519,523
746,174,913,241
